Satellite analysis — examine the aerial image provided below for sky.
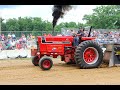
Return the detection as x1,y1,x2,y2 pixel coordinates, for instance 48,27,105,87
0,5,100,24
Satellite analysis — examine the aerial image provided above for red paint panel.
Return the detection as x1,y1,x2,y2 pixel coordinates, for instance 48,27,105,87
81,37,96,40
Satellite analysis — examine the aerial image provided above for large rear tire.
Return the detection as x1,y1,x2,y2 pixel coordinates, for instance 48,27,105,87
39,57,53,70
75,40,103,69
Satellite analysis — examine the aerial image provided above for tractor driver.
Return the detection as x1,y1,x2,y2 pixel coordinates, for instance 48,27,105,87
68,30,77,46
74,28,84,46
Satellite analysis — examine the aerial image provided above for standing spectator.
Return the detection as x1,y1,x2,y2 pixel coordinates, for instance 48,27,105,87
30,33,33,39
114,32,119,43
104,32,108,38
118,33,120,43
0,34,2,41
11,33,16,40
8,33,11,38
32,36,35,39
21,34,27,43
66,30,71,36
0,41,3,50
93,30,97,37
17,34,26,49
43,33,47,36
1,34,5,41
84,31,88,37
91,30,95,37
47,33,52,36
96,31,100,37
27,33,33,40
27,34,30,41
66,30,76,36
108,31,114,38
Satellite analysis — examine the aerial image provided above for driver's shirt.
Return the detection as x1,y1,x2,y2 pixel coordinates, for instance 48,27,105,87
77,31,84,37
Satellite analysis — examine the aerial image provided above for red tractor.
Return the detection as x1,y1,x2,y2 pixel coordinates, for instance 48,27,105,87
31,26,103,70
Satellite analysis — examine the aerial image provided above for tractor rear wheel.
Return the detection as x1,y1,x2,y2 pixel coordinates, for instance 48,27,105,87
39,57,53,70
75,40,103,69
32,56,39,66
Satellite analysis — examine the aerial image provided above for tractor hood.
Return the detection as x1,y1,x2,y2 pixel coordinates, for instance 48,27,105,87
37,36,74,43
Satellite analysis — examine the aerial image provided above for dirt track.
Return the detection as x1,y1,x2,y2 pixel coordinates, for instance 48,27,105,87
0,58,120,85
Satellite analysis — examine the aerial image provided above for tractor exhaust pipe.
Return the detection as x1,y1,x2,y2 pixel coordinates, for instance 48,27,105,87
52,28,55,36
88,26,92,37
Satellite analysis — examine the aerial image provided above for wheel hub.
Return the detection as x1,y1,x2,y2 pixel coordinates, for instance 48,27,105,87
83,47,98,64
43,60,51,68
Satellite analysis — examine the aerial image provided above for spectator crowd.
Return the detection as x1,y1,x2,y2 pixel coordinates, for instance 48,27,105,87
0,30,120,50
0,33,36,50
60,28,120,47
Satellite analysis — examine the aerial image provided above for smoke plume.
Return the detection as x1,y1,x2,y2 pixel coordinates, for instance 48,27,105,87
52,5,72,29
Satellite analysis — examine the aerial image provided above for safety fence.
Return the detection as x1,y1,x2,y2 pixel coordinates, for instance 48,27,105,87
0,31,61,38
0,29,120,37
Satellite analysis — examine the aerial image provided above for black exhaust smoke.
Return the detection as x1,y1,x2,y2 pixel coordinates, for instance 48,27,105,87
52,5,72,29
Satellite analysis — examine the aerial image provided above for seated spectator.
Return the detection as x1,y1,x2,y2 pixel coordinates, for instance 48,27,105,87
5,38,13,50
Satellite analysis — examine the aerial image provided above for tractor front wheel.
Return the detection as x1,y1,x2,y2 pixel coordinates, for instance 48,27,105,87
39,57,53,70
32,56,40,66
75,40,103,69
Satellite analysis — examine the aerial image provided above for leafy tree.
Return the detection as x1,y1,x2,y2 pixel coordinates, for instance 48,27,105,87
83,5,120,29
5,18,20,31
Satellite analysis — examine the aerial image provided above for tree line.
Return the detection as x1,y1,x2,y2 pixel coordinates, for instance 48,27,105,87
1,17,84,32
1,5,120,33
